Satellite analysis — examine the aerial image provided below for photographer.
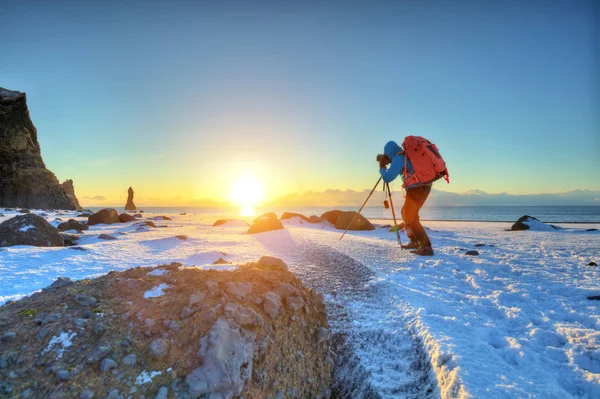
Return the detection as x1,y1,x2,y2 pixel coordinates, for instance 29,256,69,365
378,140,434,256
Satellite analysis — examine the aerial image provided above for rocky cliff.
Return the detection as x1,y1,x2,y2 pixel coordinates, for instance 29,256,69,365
61,179,83,211
0,88,75,210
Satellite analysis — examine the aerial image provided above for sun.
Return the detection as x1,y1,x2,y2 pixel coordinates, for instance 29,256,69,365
230,174,265,216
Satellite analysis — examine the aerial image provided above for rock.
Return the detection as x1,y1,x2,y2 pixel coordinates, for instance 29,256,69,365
308,215,323,223
19,209,30,213
0,331,16,341
124,187,136,210
50,277,74,289
87,209,120,225
257,256,288,271
149,339,170,359
79,389,95,399
253,212,277,223
60,179,83,210
226,282,253,299
100,358,118,372
184,319,254,398
475,243,486,247
60,233,79,246
0,214,64,247
316,327,330,344
133,213,143,218
511,215,557,231
57,219,88,232
334,211,375,231
588,296,600,301
155,387,168,399
263,292,281,319
122,354,137,366
224,303,264,327
280,212,310,222
286,296,305,311
213,219,248,227
247,218,284,234
75,295,97,307
86,345,112,364
175,235,188,240
465,250,479,256
98,234,117,241
118,213,135,223
0,88,76,210
320,210,344,225
69,246,88,252
588,261,597,266
152,216,172,220
275,283,301,298
55,369,72,381
586,228,598,232
135,221,157,228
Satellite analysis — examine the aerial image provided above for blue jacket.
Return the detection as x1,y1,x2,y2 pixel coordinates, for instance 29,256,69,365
379,140,432,189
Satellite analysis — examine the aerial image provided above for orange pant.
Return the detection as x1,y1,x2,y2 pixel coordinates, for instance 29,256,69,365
401,186,432,247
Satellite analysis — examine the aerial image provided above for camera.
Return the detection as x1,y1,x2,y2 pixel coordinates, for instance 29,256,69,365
376,154,391,164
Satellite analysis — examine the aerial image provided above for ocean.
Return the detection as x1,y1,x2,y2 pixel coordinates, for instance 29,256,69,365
88,205,600,223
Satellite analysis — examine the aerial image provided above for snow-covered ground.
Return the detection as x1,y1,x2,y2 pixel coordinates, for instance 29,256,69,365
0,209,599,398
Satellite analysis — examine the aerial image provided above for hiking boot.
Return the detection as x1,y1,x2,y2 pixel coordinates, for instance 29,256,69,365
410,246,434,256
401,240,419,250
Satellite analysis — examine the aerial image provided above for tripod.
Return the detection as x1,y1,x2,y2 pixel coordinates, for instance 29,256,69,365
339,177,402,246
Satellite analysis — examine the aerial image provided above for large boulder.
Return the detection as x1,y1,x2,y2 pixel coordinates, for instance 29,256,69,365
280,212,310,222
320,210,344,225
247,218,284,234
60,179,83,211
88,208,120,225
511,215,558,231
57,219,89,232
0,88,75,210
334,211,375,231
124,187,136,210
253,212,277,223
0,214,64,247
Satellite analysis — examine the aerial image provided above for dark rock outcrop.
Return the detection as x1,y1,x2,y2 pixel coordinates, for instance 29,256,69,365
320,210,344,225
0,214,64,247
118,213,135,223
247,218,285,234
0,88,75,210
281,212,310,222
60,179,83,211
465,250,480,256
88,209,120,225
0,258,332,398
124,187,136,210
57,219,89,232
334,211,375,231
213,219,249,227
511,215,558,231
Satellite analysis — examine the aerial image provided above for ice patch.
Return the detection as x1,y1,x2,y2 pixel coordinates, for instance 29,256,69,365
41,331,76,359
18,225,35,232
135,370,162,385
143,283,170,298
148,268,167,276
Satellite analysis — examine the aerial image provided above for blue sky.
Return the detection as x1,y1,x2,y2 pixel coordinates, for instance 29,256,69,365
2,0,598,205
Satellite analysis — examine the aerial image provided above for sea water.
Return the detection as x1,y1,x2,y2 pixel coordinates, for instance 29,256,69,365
88,206,600,223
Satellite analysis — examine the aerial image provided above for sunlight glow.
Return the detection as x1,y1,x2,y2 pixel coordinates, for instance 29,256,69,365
230,174,265,207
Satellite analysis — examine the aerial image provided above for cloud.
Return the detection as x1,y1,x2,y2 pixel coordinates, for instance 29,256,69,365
83,195,106,201
267,188,600,207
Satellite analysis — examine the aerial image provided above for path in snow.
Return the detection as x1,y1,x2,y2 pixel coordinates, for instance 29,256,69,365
255,228,439,399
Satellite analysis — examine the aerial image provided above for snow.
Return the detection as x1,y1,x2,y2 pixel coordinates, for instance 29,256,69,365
1,209,599,398
135,370,162,385
41,331,76,359
147,268,167,276
143,283,170,298
18,224,35,232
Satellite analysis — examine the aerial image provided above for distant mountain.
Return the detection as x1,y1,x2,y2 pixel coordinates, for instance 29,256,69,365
267,188,600,207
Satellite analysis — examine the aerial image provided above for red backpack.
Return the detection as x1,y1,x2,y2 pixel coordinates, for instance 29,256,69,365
401,136,449,188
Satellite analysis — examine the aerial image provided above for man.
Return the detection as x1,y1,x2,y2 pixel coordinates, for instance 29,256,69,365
379,140,433,256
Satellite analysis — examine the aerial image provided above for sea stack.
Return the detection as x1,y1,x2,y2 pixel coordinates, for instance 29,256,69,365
124,186,136,210
61,179,83,211
0,88,75,210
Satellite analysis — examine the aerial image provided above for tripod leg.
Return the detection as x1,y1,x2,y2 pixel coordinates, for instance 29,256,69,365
340,176,382,241
386,183,402,246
